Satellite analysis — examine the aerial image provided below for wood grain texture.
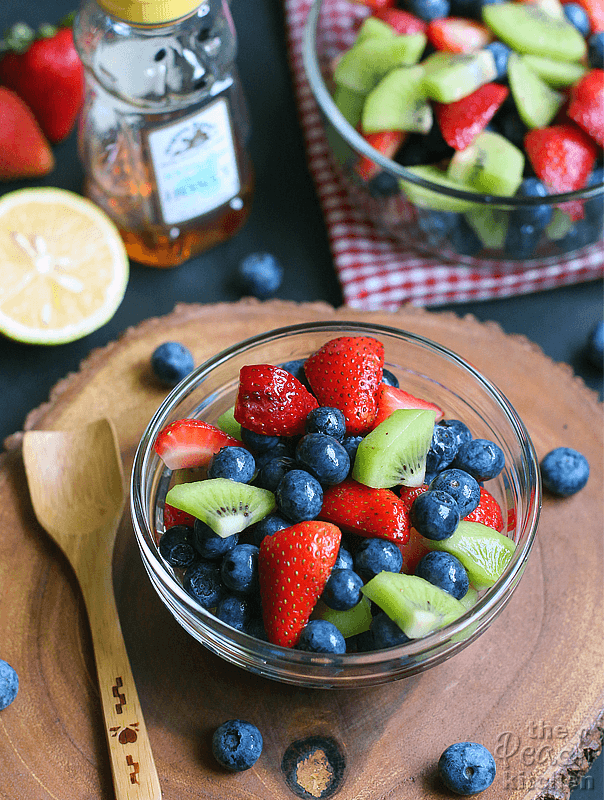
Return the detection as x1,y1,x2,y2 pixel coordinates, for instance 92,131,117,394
0,299,602,800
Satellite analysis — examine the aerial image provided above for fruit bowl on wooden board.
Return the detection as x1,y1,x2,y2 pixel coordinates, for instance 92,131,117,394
302,0,604,266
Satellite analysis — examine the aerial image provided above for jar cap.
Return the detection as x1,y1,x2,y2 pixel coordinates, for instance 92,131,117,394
97,0,203,24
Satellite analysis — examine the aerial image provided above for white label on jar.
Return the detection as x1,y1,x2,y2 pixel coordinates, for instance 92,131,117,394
147,97,240,225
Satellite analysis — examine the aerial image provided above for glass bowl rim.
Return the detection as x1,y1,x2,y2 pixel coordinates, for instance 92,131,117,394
130,320,541,682
302,0,604,209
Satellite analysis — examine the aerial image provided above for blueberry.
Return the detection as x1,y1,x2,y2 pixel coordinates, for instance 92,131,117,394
276,469,324,522
430,468,481,517
540,447,590,496
370,611,410,649
333,545,354,571
563,2,591,36
426,423,459,474
322,568,364,610
452,439,505,482
159,524,197,568
341,434,364,465
279,358,311,388
151,342,195,387
208,446,255,483
382,368,399,388
410,489,460,540
183,559,225,608
0,659,18,710
211,719,263,771
492,101,527,150
297,620,346,654
514,177,553,231
220,543,259,595
255,452,295,492
240,427,281,454
586,320,604,371
250,513,290,547
438,742,496,795
237,252,283,299
305,407,346,440
450,216,484,257
347,628,376,652
295,433,350,485
214,594,253,630
558,218,599,254
504,221,542,260
242,615,269,641
397,127,453,166
485,40,511,80
354,538,404,580
405,0,450,21
588,31,604,68
417,210,459,247
440,418,472,448
368,170,400,197
415,551,469,599
193,519,239,560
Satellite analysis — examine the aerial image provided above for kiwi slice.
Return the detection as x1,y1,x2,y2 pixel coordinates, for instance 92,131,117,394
459,586,480,611
508,54,563,129
447,131,524,197
400,166,482,213
546,208,574,241
333,83,366,128
334,35,427,94
314,596,373,638
362,65,433,135
422,51,498,104
426,520,516,590
522,54,586,88
165,478,275,538
355,15,396,44
465,208,509,249
216,406,242,440
352,408,436,489
362,572,466,639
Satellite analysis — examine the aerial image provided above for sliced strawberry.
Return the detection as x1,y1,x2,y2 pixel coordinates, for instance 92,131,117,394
371,383,444,429
163,503,196,530
398,483,429,513
355,130,407,181
320,479,410,543
524,123,598,195
234,364,319,436
463,486,504,532
154,418,241,470
304,336,384,434
435,83,509,150
427,17,493,53
373,7,428,34
259,521,341,647
352,0,396,10
568,70,604,148
398,527,432,574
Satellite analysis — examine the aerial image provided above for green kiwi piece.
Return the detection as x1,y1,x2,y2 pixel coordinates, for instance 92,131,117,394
508,54,563,128
465,208,509,249
333,83,367,128
362,65,433,135
522,54,586,88
314,596,373,638
352,408,436,489
447,131,524,196
166,478,276,538
400,166,482,213
422,51,497,104
355,15,396,44
425,520,516,590
333,35,427,94
546,208,574,241
216,406,242,440
362,572,466,639
459,586,480,611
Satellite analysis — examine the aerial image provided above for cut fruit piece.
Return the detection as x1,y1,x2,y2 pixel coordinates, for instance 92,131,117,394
333,83,367,128
425,520,516,589
546,207,575,240
314,596,373,638
464,208,509,249
0,188,128,345
523,54,587,88
427,17,493,53
459,586,480,610
362,65,433,134
355,14,397,43
447,131,525,196
400,165,482,212
568,69,604,147
165,478,276,538
422,51,498,104
216,406,242,441
524,123,598,194
154,418,242,470
372,383,444,429
374,7,428,34
355,129,408,181
508,54,564,129
320,479,411,543
333,34,428,93
352,407,436,488
362,571,466,639
435,82,509,150
482,2,587,61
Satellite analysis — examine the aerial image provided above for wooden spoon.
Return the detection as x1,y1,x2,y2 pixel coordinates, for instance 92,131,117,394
22,418,162,799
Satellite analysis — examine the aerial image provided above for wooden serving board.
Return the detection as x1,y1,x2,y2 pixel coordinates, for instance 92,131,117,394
1,300,602,800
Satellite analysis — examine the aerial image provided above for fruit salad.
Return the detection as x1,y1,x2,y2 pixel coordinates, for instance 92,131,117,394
310,0,603,261
152,334,518,654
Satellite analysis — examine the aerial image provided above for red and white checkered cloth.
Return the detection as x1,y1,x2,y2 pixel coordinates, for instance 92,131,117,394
284,0,604,309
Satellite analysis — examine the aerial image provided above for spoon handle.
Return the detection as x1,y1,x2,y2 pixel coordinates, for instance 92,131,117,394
82,560,162,799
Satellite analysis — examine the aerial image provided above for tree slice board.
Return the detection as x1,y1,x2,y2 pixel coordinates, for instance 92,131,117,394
1,300,602,800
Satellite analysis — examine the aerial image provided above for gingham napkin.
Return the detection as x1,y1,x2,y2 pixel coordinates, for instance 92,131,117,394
284,0,604,309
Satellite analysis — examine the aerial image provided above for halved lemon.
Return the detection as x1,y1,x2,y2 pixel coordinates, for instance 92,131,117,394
0,187,129,345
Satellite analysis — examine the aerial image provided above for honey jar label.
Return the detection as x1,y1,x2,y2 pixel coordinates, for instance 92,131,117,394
147,96,241,225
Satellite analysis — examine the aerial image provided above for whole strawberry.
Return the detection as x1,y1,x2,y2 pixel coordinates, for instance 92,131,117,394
258,521,341,647
0,18,84,143
0,87,54,180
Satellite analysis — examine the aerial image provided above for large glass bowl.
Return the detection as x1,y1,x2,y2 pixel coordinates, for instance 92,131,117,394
302,0,604,266
130,321,541,688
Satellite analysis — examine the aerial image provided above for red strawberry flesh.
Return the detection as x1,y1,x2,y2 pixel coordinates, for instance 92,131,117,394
435,83,509,151
568,70,604,148
372,383,443,428
524,123,598,195
154,418,241,470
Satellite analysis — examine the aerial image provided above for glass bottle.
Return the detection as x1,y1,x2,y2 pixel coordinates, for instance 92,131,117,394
73,0,253,267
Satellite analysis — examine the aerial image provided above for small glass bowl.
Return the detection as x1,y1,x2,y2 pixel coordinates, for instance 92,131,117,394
130,321,540,688
302,0,604,266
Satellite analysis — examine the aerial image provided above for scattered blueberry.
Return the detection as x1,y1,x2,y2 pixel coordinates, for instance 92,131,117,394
370,611,410,649
513,177,553,231
214,594,253,631
586,320,603,371
440,418,472,448
243,615,269,641
208,446,255,483
426,424,459,474
297,620,346,654
415,551,469,599
183,559,225,608
368,170,400,198
276,469,324,522
159,524,197,568
322,568,364,610
381,368,399,388
406,0,450,22
485,40,511,80
305,407,346,440
255,452,295,492
250,513,290,547
540,447,589,496
193,519,239,560
151,342,195,387
588,31,604,68
295,433,350,485
354,538,404,580
438,741,496,795
237,252,283,299
453,440,505,482
240,427,281,454
211,719,263,771
220,543,259,595
430,468,481,517
0,659,18,710
410,489,460,540
563,3,591,36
